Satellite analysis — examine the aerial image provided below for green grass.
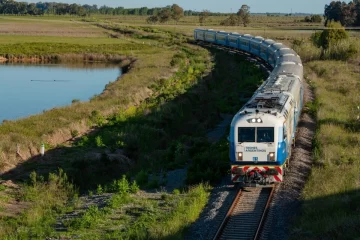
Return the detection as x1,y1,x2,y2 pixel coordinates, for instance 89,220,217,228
0,35,130,45
291,60,360,239
61,183,210,239
0,169,77,239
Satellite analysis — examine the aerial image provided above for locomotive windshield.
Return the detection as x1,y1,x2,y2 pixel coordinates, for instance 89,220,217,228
257,127,274,142
238,127,274,143
238,127,255,142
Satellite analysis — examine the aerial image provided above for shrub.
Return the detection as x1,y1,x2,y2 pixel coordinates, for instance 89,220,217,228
172,189,180,195
110,175,130,194
70,129,79,138
66,205,103,230
135,170,149,187
130,180,140,194
96,184,103,195
312,21,349,49
95,136,105,147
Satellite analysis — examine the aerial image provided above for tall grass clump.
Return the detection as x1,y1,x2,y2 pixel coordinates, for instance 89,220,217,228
0,169,77,239
113,183,211,239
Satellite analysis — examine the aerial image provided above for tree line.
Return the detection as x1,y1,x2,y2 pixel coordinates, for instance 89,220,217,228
0,0,233,17
324,0,360,26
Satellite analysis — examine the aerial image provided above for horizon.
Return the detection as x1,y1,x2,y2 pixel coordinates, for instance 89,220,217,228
23,0,334,14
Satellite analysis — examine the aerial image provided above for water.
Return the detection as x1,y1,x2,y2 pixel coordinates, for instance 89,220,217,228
0,63,122,122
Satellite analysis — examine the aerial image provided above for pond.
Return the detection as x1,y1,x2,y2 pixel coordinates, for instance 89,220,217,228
0,63,122,123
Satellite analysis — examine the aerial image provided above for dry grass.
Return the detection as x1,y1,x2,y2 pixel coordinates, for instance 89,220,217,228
0,18,107,37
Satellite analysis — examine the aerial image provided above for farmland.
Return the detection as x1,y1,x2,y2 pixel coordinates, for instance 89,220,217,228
0,13,359,239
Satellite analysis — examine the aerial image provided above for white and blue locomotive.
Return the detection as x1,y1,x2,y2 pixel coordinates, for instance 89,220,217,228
194,29,304,185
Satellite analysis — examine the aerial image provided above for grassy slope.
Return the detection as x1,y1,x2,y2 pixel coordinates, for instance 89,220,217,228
292,60,360,239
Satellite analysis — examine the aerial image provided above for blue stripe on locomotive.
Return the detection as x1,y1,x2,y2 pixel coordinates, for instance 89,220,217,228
276,127,288,165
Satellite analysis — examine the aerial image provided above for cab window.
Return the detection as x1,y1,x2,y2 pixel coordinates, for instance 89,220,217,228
257,127,274,143
238,127,255,142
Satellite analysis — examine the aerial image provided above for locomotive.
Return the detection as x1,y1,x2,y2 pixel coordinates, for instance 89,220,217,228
194,29,304,186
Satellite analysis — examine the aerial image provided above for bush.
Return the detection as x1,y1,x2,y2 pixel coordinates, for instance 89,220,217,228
312,21,349,49
135,170,148,187
147,15,158,24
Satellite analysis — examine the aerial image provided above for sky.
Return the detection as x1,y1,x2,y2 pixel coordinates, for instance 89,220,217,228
24,0,335,14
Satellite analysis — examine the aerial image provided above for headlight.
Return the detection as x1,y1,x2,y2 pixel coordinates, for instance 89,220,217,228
269,152,275,161
237,152,243,161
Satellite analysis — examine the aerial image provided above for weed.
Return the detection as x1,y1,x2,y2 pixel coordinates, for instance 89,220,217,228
173,189,181,195
96,184,103,195
70,129,79,138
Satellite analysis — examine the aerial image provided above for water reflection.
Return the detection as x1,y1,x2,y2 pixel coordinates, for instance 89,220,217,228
0,63,122,122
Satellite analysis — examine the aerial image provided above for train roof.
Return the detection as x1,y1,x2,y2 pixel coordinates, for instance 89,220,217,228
252,36,265,43
241,34,253,39
269,42,284,52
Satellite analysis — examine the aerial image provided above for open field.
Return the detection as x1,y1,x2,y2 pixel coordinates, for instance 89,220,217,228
0,17,107,37
0,14,359,239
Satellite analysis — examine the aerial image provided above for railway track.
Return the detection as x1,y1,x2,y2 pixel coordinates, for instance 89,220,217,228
213,186,275,240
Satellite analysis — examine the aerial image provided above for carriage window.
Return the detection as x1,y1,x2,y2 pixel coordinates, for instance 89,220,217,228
238,127,255,142
206,34,215,40
230,38,237,43
251,43,259,50
257,127,274,143
217,35,226,41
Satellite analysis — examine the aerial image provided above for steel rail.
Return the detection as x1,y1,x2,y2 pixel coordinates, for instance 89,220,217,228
253,186,275,240
213,187,274,240
212,187,243,240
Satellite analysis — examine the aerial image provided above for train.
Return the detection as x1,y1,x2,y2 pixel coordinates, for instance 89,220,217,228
194,29,304,186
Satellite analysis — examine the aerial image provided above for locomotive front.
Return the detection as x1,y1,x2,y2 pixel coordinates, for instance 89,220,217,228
229,110,287,186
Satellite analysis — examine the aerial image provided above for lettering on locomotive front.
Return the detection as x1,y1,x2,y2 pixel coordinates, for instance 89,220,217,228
244,147,266,152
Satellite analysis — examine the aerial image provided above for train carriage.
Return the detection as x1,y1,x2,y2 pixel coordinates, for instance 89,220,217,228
204,29,217,43
216,31,229,46
239,34,253,52
260,39,276,62
194,29,205,41
249,36,264,56
228,33,241,49
268,42,284,67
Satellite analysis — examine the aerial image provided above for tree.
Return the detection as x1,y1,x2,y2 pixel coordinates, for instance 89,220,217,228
199,10,210,25
312,21,349,49
311,15,322,23
147,15,158,24
324,1,357,26
220,14,239,26
158,8,172,23
237,5,250,27
356,1,360,25
171,4,184,23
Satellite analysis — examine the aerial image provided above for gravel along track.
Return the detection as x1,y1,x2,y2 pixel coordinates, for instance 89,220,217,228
260,80,316,240
186,79,315,240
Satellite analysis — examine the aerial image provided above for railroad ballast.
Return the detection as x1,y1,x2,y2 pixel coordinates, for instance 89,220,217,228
194,29,304,186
